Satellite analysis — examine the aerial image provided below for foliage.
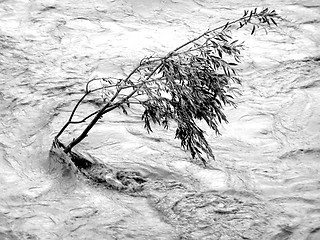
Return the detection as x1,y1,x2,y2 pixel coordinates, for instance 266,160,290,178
55,8,280,165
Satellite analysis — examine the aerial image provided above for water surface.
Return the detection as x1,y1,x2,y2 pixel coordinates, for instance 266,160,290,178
0,0,320,239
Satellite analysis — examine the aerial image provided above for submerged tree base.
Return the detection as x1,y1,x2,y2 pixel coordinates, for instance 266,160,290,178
49,140,289,239
50,139,147,193
49,139,292,239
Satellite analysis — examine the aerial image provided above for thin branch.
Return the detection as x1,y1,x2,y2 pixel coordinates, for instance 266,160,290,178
62,64,163,153
86,78,99,92
54,92,90,139
69,110,100,124
172,10,276,53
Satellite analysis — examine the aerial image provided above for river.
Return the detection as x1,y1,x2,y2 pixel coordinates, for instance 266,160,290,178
0,0,319,239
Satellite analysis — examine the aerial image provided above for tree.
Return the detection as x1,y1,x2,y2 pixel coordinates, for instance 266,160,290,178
54,8,280,165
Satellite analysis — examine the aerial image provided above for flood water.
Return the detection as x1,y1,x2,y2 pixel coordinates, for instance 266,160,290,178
0,0,320,239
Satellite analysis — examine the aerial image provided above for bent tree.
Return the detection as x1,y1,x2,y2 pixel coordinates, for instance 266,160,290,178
54,8,280,165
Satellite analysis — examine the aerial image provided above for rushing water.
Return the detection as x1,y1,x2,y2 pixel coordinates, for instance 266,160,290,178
1,0,320,239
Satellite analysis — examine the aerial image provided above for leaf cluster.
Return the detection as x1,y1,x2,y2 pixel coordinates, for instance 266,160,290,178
139,32,243,163
237,8,279,34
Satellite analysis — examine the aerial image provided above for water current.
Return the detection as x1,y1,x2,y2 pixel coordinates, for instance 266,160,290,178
0,0,320,239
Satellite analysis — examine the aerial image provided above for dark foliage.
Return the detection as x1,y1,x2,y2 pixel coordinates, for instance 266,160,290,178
55,8,280,165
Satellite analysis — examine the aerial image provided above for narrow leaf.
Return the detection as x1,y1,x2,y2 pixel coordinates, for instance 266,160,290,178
251,25,256,35
271,18,278,26
223,22,229,31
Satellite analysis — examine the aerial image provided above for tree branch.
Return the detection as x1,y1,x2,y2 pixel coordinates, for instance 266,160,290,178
54,8,280,163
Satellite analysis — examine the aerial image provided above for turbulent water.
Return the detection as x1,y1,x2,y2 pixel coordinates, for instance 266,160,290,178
1,0,320,239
